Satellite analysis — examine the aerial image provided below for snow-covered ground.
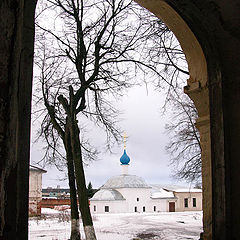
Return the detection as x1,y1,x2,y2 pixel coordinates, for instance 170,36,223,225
29,208,203,240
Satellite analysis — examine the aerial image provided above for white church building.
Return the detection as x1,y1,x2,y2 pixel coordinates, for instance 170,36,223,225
90,148,202,214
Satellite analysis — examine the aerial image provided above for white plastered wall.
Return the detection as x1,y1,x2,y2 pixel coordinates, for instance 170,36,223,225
90,200,128,213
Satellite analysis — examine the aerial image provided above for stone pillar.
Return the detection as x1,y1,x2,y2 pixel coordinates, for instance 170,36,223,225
196,116,212,240
184,79,212,240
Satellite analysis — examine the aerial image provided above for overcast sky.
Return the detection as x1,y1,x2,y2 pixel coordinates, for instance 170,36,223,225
29,0,192,189
30,83,190,189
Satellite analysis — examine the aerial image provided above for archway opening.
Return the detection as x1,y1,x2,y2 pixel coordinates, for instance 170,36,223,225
1,1,219,240
29,0,209,239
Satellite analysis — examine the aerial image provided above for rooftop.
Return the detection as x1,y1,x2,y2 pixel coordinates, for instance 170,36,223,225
91,189,125,201
101,174,151,189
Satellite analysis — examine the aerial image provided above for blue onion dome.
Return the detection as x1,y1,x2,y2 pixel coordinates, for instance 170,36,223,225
120,149,130,165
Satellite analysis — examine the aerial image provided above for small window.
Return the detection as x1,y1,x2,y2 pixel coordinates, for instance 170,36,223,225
143,206,145,212
184,198,188,208
134,206,137,212
193,198,197,207
154,206,156,212
105,206,109,212
137,198,139,202
94,205,96,212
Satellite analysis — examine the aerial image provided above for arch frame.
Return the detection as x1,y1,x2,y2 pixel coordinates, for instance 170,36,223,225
1,0,240,239
136,1,240,239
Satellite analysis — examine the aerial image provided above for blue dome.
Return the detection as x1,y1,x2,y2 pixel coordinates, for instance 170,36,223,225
120,150,130,165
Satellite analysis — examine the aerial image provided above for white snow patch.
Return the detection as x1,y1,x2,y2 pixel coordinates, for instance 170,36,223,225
174,189,202,193
151,188,175,198
29,209,203,240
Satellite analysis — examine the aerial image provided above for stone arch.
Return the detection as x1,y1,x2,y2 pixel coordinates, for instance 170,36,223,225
136,1,240,240
135,1,211,239
1,0,240,239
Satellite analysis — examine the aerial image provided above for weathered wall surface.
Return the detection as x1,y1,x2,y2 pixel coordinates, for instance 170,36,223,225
41,199,72,208
29,170,44,216
174,192,202,212
0,0,37,238
29,171,43,199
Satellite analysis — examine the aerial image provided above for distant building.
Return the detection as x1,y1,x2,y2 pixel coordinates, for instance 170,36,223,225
41,186,71,209
90,147,202,213
42,186,70,199
150,184,202,212
29,165,47,216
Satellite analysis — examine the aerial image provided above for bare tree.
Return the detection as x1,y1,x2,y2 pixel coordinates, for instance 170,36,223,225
156,31,201,184
33,0,171,239
137,17,201,184
155,31,201,185
33,3,202,240
165,91,201,184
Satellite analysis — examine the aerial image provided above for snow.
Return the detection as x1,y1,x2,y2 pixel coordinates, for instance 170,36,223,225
29,209,202,240
174,189,202,193
150,184,202,194
151,188,175,199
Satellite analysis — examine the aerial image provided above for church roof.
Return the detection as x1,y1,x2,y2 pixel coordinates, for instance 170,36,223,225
101,174,151,189
90,189,125,201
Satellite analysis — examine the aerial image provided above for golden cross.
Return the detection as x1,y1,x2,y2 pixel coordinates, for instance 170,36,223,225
123,132,127,149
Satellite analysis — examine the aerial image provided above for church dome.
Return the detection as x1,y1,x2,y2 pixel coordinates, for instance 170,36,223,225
90,189,125,201
120,150,130,165
101,174,150,189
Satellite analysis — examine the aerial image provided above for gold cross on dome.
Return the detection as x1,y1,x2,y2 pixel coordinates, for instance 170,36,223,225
123,132,128,149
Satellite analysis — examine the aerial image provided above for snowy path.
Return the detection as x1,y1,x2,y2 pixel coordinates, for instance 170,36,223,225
29,209,202,240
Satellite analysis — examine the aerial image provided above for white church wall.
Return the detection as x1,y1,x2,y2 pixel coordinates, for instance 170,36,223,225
89,147,203,214
90,200,127,213
150,199,170,212
116,188,152,213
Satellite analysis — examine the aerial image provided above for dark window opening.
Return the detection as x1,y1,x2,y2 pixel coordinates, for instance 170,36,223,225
143,206,145,212
134,206,137,212
184,198,188,208
94,205,96,211
105,206,109,212
137,198,139,202
154,206,156,212
193,198,197,207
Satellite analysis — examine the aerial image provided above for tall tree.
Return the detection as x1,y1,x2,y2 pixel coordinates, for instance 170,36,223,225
87,182,97,199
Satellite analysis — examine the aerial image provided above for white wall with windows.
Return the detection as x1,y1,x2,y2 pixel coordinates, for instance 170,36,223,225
91,200,128,214
90,185,180,213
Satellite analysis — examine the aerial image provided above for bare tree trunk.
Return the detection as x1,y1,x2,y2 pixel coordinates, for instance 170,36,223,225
65,127,81,240
69,118,96,240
